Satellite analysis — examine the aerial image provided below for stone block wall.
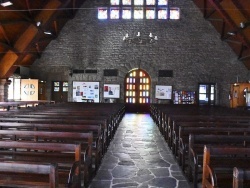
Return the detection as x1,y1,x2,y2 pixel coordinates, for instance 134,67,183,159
30,0,248,106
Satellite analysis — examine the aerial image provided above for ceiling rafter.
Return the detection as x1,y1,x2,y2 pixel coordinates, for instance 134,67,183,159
208,0,250,49
25,0,33,18
0,0,64,78
0,23,11,46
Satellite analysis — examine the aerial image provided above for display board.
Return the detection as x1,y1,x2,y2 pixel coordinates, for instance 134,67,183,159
103,84,120,98
155,85,172,99
72,81,99,102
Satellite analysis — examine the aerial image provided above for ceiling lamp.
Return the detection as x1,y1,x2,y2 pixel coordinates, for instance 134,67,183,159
239,21,250,29
0,0,13,7
123,32,158,44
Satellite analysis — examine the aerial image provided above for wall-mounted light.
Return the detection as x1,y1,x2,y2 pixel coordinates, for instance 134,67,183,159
123,32,158,44
0,0,12,7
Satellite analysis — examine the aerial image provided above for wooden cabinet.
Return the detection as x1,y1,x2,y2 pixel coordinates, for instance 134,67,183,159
230,82,250,108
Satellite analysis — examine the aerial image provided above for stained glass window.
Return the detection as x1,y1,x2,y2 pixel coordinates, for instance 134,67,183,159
122,0,131,5
158,8,167,19
170,8,180,19
110,8,120,19
98,8,108,19
146,0,155,5
134,8,143,19
122,8,132,19
146,8,155,19
158,0,168,5
110,0,120,5
134,0,143,5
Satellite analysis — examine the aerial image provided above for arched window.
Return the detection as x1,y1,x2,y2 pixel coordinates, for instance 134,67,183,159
124,69,151,103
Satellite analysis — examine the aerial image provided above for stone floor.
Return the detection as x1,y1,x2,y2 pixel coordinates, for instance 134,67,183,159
88,113,191,188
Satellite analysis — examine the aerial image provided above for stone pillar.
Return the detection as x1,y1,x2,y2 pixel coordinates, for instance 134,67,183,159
0,79,11,102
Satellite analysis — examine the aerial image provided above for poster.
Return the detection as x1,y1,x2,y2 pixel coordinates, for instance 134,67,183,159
155,85,172,99
21,79,38,101
72,81,99,103
103,84,120,98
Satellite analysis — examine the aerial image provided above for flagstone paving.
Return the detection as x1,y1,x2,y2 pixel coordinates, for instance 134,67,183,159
88,113,191,188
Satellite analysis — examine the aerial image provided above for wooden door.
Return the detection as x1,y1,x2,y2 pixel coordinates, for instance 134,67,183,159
124,69,151,112
51,81,68,102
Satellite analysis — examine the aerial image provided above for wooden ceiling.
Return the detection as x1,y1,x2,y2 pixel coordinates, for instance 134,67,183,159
193,0,250,69
0,0,250,79
0,0,86,79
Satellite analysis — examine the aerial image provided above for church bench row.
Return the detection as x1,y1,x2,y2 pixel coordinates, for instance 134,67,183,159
0,122,102,171
202,145,250,188
0,161,58,188
0,101,55,111
0,117,111,152
178,125,250,168
0,141,82,187
0,130,93,187
174,122,250,160
149,104,250,188
233,167,250,188
189,134,250,188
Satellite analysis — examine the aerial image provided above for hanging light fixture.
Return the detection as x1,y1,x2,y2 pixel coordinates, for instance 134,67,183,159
0,0,13,7
123,32,158,44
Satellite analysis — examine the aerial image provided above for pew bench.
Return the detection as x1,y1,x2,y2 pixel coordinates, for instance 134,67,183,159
0,141,82,187
0,161,58,188
233,167,250,188
189,134,250,188
202,145,250,188
0,130,93,187
178,125,250,171
0,122,103,172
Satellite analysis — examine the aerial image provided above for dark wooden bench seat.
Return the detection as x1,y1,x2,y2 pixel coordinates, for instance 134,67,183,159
0,129,93,187
202,145,250,188
0,141,82,187
189,134,250,188
168,116,250,149
0,122,102,172
0,117,110,152
0,161,58,188
233,167,250,188
178,126,250,171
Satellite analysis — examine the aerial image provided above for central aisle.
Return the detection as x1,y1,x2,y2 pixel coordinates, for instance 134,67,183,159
89,113,191,188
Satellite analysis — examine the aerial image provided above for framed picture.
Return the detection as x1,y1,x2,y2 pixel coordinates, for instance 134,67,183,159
103,84,120,98
72,81,100,103
155,85,172,99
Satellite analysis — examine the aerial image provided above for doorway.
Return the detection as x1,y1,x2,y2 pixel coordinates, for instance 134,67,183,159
51,81,68,103
124,69,151,113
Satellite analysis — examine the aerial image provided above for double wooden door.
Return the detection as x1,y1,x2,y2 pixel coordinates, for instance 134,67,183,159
51,81,68,102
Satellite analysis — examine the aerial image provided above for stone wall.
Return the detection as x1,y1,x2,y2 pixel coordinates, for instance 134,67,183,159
30,0,249,106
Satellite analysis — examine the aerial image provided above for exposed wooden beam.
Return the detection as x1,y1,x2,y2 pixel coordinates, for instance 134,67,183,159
208,0,250,49
0,23,11,46
25,0,33,18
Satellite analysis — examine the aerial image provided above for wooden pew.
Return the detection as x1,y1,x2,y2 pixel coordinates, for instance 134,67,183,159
189,135,250,188
0,122,102,172
187,134,250,187
190,134,250,188
0,161,58,188
0,117,109,152
202,145,250,188
178,124,250,170
233,167,250,188
0,129,93,187
0,141,81,187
